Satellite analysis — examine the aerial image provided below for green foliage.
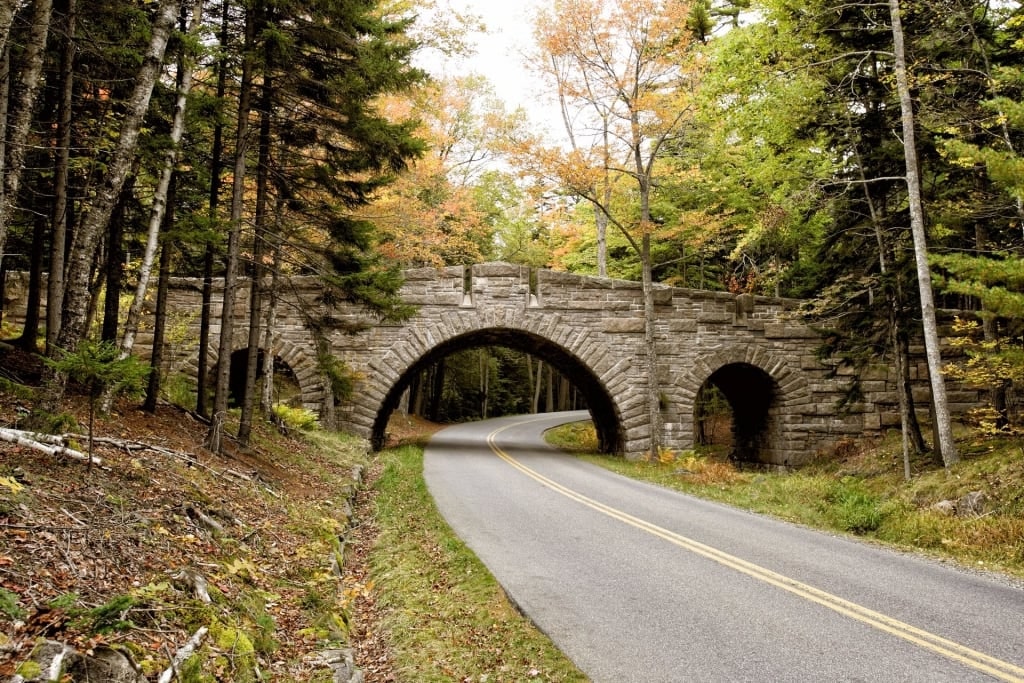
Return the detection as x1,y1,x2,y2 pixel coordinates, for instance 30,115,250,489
932,254,1024,319
88,594,137,634
0,588,25,620
162,372,197,409
47,339,150,403
48,592,81,610
823,478,886,534
208,620,258,682
241,593,279,656
0,376,34,401
317,350,357,402
272,405,320,431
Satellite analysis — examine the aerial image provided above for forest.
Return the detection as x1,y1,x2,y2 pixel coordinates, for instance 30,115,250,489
0,0,1022,465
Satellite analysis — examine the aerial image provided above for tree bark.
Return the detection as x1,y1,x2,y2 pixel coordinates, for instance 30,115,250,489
52,0,179,359
888,0,958,466
143,191,174,414
0,0,17,60
117,0,201,366
46,0,75,354
208,3,256,452
259,213,281,418
0,0,53,262
101,175,130,343
15,208,45,351
197,0,232,419
238,55,273,446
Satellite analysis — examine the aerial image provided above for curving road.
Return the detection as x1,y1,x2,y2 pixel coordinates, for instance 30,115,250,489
423,412,1024,682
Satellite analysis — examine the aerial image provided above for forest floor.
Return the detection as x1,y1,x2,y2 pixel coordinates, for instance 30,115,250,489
0,344,431,682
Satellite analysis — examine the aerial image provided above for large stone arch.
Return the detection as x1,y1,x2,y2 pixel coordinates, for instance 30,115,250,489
184,335,327,414
672,345,812,466
349,308,635,454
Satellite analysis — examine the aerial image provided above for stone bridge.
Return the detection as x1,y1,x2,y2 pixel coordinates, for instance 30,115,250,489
4,264,968,463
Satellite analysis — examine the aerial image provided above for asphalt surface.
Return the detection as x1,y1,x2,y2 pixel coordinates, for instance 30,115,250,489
423,411,1024,682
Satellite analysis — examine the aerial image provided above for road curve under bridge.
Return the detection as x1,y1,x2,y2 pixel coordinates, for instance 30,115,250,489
424,412,1024,682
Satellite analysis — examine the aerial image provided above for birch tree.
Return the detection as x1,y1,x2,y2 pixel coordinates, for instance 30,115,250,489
106,0,203,413
889,0,959,466
526,0,700,459
51,0,180,357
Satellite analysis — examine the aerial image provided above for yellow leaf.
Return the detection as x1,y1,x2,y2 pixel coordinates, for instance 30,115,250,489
0,476,24,494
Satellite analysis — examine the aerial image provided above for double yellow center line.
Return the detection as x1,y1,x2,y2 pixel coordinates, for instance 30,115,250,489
488,419,1024,682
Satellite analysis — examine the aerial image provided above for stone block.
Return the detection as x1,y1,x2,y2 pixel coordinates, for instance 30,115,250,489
603,317,645,334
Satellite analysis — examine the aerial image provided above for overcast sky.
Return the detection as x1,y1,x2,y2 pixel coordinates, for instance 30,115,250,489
417,0,563,137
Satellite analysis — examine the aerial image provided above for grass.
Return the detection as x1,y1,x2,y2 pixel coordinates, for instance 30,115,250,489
548,421,1024,579
368,445,587,682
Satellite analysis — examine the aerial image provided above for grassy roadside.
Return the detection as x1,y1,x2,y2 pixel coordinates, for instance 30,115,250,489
366,445,587,682
547,422,1024,579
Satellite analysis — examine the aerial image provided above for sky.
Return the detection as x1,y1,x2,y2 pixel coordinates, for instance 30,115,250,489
417,0,564,137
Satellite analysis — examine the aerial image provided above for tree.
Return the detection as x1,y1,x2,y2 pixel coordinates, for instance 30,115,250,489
526,0,701,459
0,0,53,262
207,0,255,453
51,0,180,359
890,0,959,466
46,339,149,466
108,0,204,414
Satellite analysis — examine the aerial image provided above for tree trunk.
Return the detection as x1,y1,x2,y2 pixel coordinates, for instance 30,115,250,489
0,0,53,262
46,0,75,354
15,208,45,351
259,214,281,418
858,138,923,476
429,358,446,423
481,350,489,419
116,0,201,377
545,363,554,414
197,0,231,419
642,231,661,461
143,193,175,414
888,0,958,466
208,4,256,452
595,207,608,278
51,0,179,363
238,60,272,447
101,176,129,343
532,359,543,414
0,0,17,60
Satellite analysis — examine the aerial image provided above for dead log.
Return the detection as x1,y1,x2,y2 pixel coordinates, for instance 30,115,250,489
0,427,100,465
157,626,208,683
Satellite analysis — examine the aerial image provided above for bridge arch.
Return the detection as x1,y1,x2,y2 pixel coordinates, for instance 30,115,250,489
186,336,327,414
353,309,631,454
674,346,811,466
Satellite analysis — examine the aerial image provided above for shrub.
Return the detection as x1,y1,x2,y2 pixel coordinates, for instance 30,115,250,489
272,404,320,431
825,477,886,533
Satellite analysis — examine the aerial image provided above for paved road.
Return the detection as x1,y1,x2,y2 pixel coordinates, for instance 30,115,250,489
423,412,1024,682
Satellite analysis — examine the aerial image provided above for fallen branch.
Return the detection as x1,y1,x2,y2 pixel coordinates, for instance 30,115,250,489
157,626,208,683
185,505,225,536
0,428,101,466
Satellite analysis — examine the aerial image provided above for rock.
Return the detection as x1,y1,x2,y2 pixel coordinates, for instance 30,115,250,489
957,491,986,518
930,500,957,516
16,641,146,683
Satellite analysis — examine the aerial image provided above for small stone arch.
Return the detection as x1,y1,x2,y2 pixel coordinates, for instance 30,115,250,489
185,335,327,415
350,308,632,454
675,346,811,466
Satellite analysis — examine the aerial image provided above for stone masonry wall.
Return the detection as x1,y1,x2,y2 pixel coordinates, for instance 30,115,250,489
1,266,985,464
